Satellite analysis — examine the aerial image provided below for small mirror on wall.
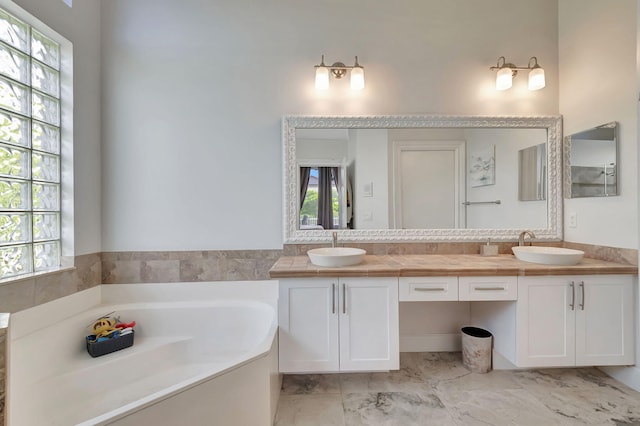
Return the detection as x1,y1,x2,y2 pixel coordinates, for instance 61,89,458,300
565,122,618,198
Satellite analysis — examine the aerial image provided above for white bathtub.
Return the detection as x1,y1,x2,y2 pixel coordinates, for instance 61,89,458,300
6,281,280,426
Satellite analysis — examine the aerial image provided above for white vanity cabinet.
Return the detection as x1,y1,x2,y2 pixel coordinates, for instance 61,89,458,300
278,277,399,373
515,275,634,367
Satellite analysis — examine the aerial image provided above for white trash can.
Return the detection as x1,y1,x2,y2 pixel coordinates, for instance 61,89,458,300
461,326,493,373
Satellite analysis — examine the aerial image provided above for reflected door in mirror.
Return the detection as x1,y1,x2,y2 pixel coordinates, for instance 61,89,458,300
392,140,465,229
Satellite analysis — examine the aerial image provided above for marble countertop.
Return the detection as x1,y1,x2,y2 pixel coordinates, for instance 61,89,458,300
268,254,638,278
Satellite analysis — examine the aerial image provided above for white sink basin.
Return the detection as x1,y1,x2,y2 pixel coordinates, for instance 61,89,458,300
307,247,367,267
512,246,584,266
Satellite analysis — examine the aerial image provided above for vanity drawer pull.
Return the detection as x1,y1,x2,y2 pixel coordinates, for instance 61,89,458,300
414,287,447,292
343,283,347,314
473,286,506,291
332,283,336,314
569,281,575,310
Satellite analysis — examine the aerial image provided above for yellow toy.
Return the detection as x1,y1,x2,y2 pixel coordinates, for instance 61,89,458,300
91,315,118,340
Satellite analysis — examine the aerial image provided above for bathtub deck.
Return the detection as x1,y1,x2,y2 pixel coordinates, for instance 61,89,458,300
18,334,241,426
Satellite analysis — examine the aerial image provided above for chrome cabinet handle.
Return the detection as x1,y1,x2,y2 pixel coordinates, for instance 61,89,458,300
569,281,575,310
342,283,347,314
579,281,585,311
332,283,336,314
474,287,506,291
414,287,446,292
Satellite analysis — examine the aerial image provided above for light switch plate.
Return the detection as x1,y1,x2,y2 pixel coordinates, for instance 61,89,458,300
362,182,373,197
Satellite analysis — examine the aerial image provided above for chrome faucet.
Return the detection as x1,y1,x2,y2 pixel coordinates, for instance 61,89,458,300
518,230,536,246
332,231,338,248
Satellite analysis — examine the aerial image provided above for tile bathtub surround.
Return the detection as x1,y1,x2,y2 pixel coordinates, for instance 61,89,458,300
0,253,101,314
101,250,283,284
275,352,640,426
0,253,101,424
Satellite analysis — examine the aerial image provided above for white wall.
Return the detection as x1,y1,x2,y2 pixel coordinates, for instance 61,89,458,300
9,0,102,255
100,0,559,251
559,0,638,249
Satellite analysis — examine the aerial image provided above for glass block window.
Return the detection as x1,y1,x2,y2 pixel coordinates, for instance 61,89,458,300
0,7,61,278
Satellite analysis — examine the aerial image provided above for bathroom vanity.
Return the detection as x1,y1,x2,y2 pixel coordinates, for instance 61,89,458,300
270,254,637,373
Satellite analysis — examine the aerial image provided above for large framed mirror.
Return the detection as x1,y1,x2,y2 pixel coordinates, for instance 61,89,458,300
283,115,563,243
564,122,618,198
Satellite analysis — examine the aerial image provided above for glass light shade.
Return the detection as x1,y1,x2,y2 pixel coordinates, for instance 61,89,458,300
496,67,513,90
350,67,365,90
528,67,545,90
315,66,329,90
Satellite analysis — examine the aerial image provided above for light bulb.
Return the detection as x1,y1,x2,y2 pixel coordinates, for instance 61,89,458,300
350,66,365,90
528,67,545,90
496,67,513,90
315,66,329,90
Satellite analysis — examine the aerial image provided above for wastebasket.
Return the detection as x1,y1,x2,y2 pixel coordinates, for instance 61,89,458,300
461,326,492,373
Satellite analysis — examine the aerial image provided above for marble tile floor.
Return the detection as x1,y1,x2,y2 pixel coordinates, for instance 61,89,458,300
274,352,640,426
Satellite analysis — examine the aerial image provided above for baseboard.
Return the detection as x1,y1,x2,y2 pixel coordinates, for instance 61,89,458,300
400,333,461,352
598,365,640,392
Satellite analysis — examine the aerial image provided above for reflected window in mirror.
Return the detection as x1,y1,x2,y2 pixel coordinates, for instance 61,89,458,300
299,166,351,230
565,122,618,198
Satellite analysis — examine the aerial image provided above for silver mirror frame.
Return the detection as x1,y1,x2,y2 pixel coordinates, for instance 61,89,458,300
283,114,563,243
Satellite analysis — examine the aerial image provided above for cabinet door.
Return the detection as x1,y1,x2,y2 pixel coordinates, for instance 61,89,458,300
575,275,634,366
339,277,399,372
516,276,575,367
278,278,339,373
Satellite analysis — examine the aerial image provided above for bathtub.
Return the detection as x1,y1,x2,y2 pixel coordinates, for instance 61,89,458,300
6,281,280,426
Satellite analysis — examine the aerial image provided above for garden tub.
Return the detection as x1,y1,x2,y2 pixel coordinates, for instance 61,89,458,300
6,281,280,426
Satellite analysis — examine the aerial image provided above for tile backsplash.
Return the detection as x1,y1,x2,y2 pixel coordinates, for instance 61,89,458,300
284,242,638,266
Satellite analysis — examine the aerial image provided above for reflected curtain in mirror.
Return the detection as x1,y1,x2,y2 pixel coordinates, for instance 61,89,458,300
317,168,336,229
299,167,311,209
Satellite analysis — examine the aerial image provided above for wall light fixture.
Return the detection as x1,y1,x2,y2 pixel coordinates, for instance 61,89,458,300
489,56,545,91
315,55,365,90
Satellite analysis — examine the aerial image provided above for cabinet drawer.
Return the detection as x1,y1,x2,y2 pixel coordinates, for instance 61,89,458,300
399,277,458,301
459,276,517,301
